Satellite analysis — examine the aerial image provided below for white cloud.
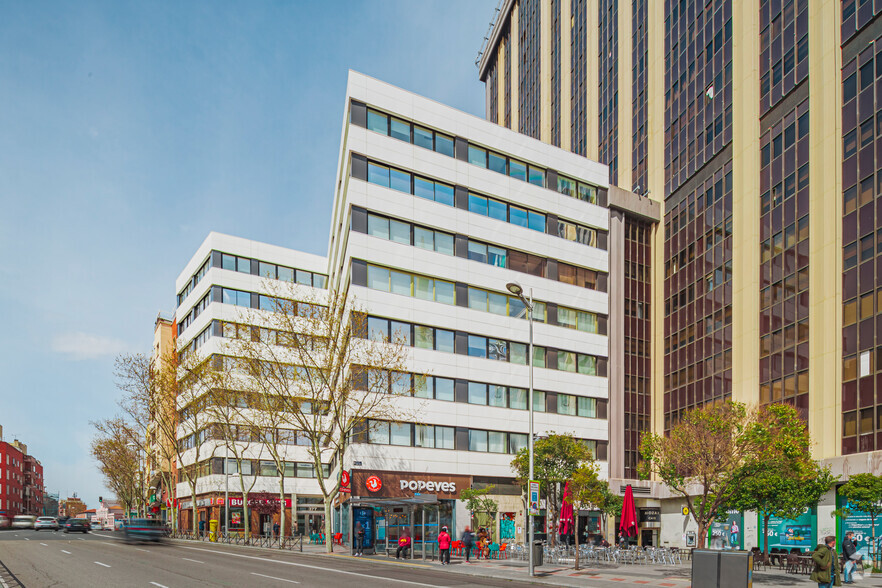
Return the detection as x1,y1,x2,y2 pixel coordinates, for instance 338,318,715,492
51,332,128,360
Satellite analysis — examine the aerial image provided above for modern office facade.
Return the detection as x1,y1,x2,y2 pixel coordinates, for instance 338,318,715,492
477,0,882,547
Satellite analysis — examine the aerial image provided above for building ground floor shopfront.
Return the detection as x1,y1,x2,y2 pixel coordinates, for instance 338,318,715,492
178,492,327,537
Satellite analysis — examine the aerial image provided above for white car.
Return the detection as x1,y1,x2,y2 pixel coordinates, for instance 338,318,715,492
34,517,59,531
91,521,103,530
11,515,36,529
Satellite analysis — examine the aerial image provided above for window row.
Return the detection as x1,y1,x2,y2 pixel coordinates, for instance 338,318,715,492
760,320,809,358
186,457,331,479
843,229,882,270
843,291,882,327
178,292,211,337
761,216,809,263
178,257,211,305
761,268,810,310
761,112,808,168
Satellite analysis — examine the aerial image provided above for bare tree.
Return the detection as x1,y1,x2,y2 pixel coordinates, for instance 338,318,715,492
91,417,141,518
233,283,410,552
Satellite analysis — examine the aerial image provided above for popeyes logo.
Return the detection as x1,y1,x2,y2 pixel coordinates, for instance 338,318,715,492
366,475,382,492
400,479,457,493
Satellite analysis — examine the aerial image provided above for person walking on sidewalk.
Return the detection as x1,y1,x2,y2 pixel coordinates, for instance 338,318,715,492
811,535,841,588
354,522,365,557
438,526,451,565
396,528,412,559
461,526,475,563
842,531,860,584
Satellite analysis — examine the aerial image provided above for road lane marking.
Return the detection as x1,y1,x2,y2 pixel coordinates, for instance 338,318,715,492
92,533,116,539
61,550,71,554
94,561,111,568
181,557,204,564
180,546,444,587
24,538,29,541
40,543,47,546
252,572,300,584
135,548,150,552
149,583,168,588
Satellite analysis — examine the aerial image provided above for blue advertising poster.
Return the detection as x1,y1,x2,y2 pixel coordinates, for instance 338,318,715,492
760,508,816,552
709,511,743,550
353,507,374,548
837,491,882,561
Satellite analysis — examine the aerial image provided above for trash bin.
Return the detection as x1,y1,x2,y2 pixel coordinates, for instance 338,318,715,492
532,540,544,567
209,519,218,542
691,549,753,588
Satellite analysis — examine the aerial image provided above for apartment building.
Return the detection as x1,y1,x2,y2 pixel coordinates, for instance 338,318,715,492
146,313,176,522
476,0,882,549
0,437,44,518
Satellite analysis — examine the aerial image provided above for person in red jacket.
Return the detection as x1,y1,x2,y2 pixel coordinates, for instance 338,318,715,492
438,526,451,565
396,528,412,559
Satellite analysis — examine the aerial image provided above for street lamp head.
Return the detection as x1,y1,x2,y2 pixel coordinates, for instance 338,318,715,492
506,281,524,297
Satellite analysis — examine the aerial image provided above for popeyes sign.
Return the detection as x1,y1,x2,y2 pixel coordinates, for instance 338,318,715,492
351,470,470,499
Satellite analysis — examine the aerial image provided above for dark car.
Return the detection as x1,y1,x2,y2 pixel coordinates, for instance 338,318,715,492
63,519,91,533
123,518,167,543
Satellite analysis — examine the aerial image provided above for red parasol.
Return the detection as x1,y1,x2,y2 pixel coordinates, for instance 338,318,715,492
558,481,574,535
619,484,638,538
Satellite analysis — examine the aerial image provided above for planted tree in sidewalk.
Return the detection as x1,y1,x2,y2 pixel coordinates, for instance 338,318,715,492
90,416,142,518
232,283,410,553
510,434,594,547
838,473,882,570
461,485,499,532
726,404,836,558
565,462,604,570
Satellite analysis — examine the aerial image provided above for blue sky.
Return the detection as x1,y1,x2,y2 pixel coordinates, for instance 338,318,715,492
0,1,495,508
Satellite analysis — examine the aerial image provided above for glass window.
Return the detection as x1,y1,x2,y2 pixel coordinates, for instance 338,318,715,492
468,335,487,358
367,110,388,134
367,265,390,291
258,262,276,278
578,183,597,204
468,382,487,404
488,338,508,361
488,431,507,453
277,266,294,282
558,307,577,329
510,343,528,365
468,241,488,263
435,377,454,401
435,232,454,255
468,145,487,167
468,287,488,311
509,159,527,181
578,355,597,375
390,118,410,142
434,183,454,206
509,433,528,454
390,271,411,295
558,176,576,196
296,270,312,286
488,151,507,174
390,372,410,395
413,375,433,398
578,311,598,333
559,351,577,372
368,421,390,444
367,317,389,342
391,321,411,345
435,280,455,304
390,423,411,446
578,397,597,418
435,329,454,353
222,253,236,270
390,220,410,245
509,296,527,319
469,430,488,452
435,133,454,157
488,385,507,407
368,163,390,187
509,387,528,410
533,346,546,368
414,176,435,200
390,168,411,193
414,325,434,349
259,461,277,476
414,276,433,300
469,193,489,215
558,394,577,415
509,206,528,227
436,426,455,449
533,302,547,322
488,292,508,315
488,198,507,221
533,391,546,412
368,214,390,239
487,245,507,267
413,126,433,150
528,211,546,232
528,166,545,187
414,227,434,250
297,463,316,478
414,424,434,447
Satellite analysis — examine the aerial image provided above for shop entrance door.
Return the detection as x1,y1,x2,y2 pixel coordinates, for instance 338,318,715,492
641,529,657,547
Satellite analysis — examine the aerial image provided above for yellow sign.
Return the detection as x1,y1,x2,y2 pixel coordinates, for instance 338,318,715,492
682,507,690,516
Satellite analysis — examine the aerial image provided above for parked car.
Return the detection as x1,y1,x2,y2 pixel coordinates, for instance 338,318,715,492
91,521,103,530
0,516,10,529
63,519,90,533
56,516,69,529
123,518,167,543
11,515,36,529
34,517,59,531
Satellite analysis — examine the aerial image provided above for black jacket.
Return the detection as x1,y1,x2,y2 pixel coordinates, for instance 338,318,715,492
462,531,474,546
842,537,858,559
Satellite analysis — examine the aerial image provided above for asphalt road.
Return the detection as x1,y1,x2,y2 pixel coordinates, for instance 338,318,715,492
0,529,541,588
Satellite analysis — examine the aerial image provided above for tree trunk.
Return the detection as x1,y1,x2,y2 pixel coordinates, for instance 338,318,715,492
278,476,286,548
697,521,707,549
324,499,334,553
763,513,770,558
872,520,876,570
189,480,198,535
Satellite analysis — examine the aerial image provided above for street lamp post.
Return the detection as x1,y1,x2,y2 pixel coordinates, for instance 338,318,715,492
506,281,535,577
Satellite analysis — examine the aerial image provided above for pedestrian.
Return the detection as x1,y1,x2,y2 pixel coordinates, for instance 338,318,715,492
354,522,365,557
461,526,475,563
810,535,841,588
841,531,861,584
438,526,451,565
198,519,205,536
396,528,412,559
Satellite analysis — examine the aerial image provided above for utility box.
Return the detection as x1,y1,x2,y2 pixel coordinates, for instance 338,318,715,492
532,540,544,567
691,549,753,588
209,519,218,542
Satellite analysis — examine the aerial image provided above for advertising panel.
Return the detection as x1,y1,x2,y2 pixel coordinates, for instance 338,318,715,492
760,508,816,551
352,507,374,549
837,490,882,561
708,511,743,550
